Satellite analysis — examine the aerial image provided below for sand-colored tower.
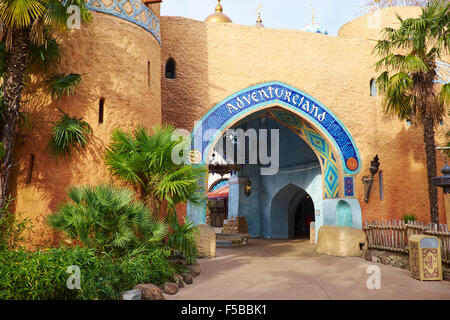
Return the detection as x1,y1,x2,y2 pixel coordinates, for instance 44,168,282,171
13,0,163,248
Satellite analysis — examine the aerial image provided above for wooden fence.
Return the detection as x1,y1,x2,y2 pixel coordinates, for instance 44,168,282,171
364,220,450,265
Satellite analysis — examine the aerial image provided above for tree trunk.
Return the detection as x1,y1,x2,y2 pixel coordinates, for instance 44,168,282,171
0,30,30,213
422,115,439,224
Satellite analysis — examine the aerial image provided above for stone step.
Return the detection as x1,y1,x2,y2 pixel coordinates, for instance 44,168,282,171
216,240,233,247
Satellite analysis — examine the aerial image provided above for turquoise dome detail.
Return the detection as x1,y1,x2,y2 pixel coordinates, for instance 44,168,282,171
302,23,328,35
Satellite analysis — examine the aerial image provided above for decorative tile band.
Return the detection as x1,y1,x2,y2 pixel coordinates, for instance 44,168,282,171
436,61,449,84
344,176,354,197
85,0,161,44
192,81,361,175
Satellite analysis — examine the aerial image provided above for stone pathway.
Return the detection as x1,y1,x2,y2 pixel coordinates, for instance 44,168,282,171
168,239,450,300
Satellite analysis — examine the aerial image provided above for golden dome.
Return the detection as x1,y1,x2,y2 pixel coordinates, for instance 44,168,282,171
205,0,232,23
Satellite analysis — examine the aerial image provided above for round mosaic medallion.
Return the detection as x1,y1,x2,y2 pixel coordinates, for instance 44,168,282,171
346,157,358,171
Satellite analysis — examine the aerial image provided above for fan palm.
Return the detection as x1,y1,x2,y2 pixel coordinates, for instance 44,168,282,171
373,0,450,224
0,0,91,212
105,125,207,216
47,184,168,256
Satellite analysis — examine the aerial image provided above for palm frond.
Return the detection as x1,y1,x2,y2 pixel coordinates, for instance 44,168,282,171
0,0,46,30
47,73,82,99
47,111,91,159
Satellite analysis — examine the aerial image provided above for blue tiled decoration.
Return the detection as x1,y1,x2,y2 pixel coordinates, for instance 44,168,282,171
344,176,354,197
436,61,450,84
192,82,361,176
85,0,161,44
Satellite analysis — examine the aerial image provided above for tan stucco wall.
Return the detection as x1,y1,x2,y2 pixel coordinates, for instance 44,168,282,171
12,12,162,248
161,9,448,226
338,6,422,40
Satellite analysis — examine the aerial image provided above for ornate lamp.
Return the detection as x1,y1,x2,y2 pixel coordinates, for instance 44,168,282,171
432,147,450,194
362,155,380,203
244,180,252,196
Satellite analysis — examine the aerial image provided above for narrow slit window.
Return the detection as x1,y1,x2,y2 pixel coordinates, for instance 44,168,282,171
99,98,105,124
26,154,35,184
370,78,378,97
147,61,151,87
379,170,384,200
165,58,176,79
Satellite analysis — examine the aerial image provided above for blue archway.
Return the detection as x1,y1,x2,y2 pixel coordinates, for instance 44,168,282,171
189,81,362,231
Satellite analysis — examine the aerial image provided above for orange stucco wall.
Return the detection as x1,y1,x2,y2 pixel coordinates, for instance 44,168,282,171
8,5,449,248
161,7,448,226
11,11,162,248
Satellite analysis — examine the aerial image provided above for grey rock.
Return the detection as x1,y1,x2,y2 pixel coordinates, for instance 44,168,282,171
133,284,165,300
120,289,142,300
186,263,201,277
160,282,179,295
174,274,185,288
182,273,193,284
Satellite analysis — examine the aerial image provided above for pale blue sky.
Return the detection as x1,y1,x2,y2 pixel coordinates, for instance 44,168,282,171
160,0,371,36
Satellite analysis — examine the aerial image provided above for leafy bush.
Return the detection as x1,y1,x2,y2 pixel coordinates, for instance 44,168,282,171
0,246,174,300
104,125,207,213
403,214,416,223
47,185,168,256
168,213,198,265
48,111,91,159
0,196,32,251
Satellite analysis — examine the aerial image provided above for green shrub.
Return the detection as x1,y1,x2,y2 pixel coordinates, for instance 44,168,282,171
403,214,417,223
48,111,91,159
0,246,174,300
47,185,168,256
0,196,32,251
167,213,198,265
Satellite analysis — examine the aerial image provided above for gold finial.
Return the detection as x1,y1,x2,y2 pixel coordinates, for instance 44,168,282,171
255,3,264,27
215,0,223,13
205,0,232,23
310,3,316,24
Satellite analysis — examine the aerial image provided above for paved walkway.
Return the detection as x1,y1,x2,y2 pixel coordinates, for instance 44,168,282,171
169,239,450,300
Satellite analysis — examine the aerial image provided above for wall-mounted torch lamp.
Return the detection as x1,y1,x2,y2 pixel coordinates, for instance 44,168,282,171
244,179,252,196
362,155,380,203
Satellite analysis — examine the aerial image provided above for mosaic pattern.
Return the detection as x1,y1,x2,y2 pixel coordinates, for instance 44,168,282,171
210,179,229,192
422,248,440,279
85,0,161,44
268,109,339,198
436,61,450,84
344,176,354,197
192,82,361,175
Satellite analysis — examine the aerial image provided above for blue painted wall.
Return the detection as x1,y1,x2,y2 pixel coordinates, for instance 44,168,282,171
225,117,322,238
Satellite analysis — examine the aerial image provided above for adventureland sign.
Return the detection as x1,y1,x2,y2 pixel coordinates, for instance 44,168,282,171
222,83,328,124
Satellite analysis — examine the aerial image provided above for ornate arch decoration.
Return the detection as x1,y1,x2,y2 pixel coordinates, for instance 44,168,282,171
191,81,362,199
85,0,161,44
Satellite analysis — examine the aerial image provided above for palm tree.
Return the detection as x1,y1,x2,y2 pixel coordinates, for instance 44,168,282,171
47,184,168,256
0,0,90,212
105,125,207,217
373,0,450,224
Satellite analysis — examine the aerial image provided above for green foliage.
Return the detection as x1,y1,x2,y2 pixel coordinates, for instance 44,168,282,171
373,0,450,124
0,196,32,251
0,246,174,300
47,184,168,256
104,125,207,213
0,41,6,77
47,73,82,99
29,33,60,71
403,214,417,223
48,111,91,159
167,213,198,265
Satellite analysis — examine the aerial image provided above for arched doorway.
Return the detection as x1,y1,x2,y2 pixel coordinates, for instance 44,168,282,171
294,195,315,238
188,81,363,239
